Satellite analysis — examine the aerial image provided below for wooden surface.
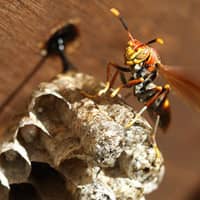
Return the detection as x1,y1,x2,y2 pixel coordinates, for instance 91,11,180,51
0,0,200,199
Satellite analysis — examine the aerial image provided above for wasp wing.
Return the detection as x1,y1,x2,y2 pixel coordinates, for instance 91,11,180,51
159,64,200,112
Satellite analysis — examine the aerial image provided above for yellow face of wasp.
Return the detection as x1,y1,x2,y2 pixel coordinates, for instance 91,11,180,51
125,41,150,65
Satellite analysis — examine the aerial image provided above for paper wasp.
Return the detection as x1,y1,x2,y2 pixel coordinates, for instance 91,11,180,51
96,8,200,131
0,23,79,114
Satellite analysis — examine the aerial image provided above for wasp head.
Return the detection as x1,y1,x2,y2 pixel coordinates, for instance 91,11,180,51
125,40,151,66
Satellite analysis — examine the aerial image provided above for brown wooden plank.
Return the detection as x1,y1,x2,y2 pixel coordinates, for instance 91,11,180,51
0,1,200,200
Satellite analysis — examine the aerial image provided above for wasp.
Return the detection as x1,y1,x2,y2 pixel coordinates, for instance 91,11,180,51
97,8,200,131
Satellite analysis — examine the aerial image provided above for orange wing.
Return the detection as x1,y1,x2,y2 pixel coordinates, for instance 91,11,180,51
159,64,200,112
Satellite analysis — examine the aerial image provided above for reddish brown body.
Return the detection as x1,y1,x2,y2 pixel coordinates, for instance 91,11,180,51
105,8,171,130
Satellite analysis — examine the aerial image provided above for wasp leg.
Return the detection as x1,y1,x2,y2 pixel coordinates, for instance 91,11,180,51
98,63,117,96
151,115,159,143
110,77,144,98
82,62,130,98
97,62,130,96
146,85,170,110
118,72,135,99
125,85,164,128
126,84,170,128
151,115,162,159
125,105,149,128
81,62,128,98
119,71,128,85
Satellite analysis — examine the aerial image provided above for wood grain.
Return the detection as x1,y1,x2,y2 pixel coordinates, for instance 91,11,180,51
0,1,200,200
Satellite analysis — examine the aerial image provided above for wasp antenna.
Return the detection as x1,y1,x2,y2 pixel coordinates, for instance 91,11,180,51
110,8,129,31
110,8,120,16
156,38,164,45
110,7,135,41
145,38,164,46
110,8,120,17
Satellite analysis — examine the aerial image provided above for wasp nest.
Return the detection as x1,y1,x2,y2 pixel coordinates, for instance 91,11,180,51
0,71,164,200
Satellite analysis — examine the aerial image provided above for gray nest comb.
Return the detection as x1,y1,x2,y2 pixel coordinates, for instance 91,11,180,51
0,71,164,200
